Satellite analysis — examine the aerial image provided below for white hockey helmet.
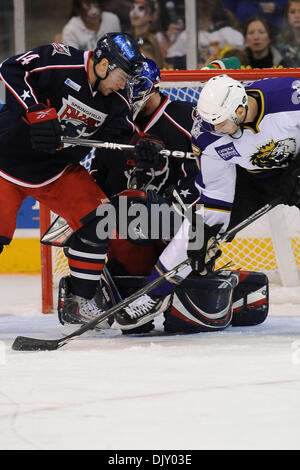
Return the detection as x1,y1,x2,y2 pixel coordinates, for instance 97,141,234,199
197,74,248,127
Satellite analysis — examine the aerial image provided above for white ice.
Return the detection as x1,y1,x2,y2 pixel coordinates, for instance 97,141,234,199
0,274,300,451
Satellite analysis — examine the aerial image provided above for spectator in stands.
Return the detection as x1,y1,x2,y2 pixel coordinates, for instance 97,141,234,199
128,0,168,68
277,0,300,66
223,0,288,32
243,13,294,67
101,0,133,31
166,0,244,69
61,0,121,50
219,47,250,66
154,1,184,58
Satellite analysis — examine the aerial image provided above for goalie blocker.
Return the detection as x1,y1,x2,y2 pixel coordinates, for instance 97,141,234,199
58,267,269,334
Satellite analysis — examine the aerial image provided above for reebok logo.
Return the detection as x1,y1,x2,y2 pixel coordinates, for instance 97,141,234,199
36,109,54,119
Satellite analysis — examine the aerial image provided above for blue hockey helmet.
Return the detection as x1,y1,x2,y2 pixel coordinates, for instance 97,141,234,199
131,57,161,100
93,32,144,78
129,58,161,118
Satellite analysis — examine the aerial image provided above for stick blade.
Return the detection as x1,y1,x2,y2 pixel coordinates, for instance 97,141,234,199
12,336,61,351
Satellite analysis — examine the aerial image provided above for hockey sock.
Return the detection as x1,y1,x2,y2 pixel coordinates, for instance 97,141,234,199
146,260,179,297
67,217,110,299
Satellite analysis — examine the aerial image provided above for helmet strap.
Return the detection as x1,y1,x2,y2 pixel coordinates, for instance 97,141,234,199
92,60,109,91
230,104,248,139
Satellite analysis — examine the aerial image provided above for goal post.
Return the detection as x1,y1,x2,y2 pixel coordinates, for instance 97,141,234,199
40,68,300,313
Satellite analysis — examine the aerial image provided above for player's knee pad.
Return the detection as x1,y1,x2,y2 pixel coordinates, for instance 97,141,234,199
164,272,239,333
231,271,269,326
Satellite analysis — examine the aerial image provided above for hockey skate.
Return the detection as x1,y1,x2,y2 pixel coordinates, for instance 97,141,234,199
114,293,172,330
57,276,112,329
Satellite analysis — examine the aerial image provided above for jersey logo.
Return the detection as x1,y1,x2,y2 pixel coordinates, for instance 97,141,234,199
215,142,241,161
58,96,108,138
250,138,296,168
52,43,71,56
65,78,81,92
35,109,55,120
113,35,135,59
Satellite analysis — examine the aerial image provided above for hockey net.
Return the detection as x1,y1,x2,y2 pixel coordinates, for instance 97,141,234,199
40,68,300,313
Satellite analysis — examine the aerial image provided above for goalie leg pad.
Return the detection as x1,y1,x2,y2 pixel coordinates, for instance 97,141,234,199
164,272,239,333
231,271,269,326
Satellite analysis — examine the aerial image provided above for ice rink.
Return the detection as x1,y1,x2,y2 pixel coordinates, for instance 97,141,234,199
1,274,300,450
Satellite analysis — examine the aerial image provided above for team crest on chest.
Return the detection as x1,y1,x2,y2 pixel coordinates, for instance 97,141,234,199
250,138,296,168
58,96,108,138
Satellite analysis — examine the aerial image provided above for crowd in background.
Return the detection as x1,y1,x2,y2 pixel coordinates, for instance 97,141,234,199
53,0,300,69
2,0,300,69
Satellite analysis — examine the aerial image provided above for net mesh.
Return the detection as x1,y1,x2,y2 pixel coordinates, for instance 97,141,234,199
51,81,300,287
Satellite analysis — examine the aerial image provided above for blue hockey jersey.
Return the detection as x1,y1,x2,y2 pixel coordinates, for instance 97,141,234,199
0,43,135,185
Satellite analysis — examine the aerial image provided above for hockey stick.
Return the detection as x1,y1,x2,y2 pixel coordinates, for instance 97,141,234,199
217,196,282,243
12,258,191,351
61,136,195,160
11,196,281,352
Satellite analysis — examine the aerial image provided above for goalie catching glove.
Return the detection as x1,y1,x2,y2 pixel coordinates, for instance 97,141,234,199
26,103,62,154
187,222,223,275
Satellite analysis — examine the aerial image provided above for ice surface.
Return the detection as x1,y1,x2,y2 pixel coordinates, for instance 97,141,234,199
0,274,300,450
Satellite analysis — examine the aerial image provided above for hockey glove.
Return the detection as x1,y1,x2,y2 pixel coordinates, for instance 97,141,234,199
280,166,300,207
26,103,62,154
163,183,201,212
135,135,164,170
187,223,222,275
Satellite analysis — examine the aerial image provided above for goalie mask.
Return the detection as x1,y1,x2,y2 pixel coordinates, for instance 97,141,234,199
196,74,248,135
128,58,161,119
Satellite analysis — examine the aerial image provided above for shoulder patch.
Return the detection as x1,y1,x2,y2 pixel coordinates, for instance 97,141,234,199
52,43,71,56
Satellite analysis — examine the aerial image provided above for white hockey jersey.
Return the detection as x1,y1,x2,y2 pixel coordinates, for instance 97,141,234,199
191,76,300,231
